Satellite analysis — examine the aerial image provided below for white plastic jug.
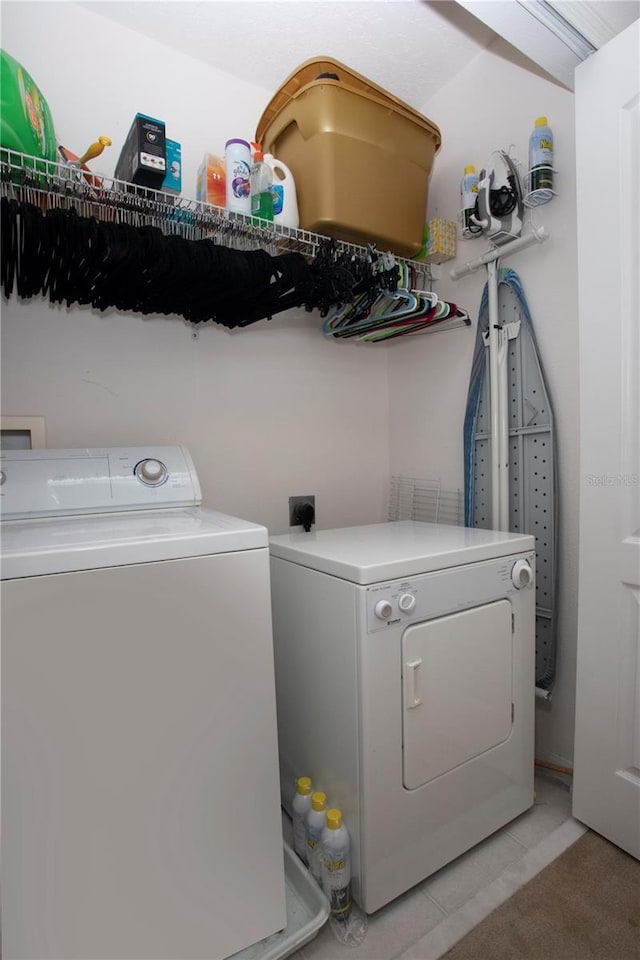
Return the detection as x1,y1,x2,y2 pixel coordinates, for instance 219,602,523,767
264,154,299,229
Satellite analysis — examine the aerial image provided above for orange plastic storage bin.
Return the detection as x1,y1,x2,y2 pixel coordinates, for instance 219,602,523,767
256,58,441,256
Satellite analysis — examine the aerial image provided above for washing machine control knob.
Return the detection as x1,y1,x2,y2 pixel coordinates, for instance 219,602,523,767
512,559,533,589
399,593,416,612
375,599,393,621
135,458,167,486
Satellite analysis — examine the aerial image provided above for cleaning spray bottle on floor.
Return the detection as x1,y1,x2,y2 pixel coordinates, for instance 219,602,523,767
321,808,352,922
320,808,368,946
306,791,327,883
292,776,313,863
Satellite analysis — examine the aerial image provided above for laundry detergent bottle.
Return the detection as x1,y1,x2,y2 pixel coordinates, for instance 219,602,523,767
250,142,274,222
0,49,57,162
196,153,226,208
264,153,299,229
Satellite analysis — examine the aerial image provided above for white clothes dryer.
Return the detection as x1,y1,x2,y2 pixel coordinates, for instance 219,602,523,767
1,446,286,960
269,521,536,914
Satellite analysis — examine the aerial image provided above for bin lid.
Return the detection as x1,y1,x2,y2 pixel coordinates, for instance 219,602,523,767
256,56,441,148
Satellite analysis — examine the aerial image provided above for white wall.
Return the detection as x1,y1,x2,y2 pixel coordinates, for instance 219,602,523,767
0,1,390,534
387,39,579,766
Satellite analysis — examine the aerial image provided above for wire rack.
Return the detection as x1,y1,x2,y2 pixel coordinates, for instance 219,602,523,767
524,166,557,208
388,476,464,526
0,148,434,280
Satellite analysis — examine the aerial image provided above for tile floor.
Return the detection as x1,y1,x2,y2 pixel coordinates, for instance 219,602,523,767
284,772,585,960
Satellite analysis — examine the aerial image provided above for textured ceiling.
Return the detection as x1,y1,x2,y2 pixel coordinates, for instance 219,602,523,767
78,0,639,102
79,1,497,109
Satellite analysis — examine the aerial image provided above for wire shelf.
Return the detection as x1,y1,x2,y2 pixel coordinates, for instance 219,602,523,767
524,166,557,208
388,476,464,526
0,149,433,278
524,188,557,207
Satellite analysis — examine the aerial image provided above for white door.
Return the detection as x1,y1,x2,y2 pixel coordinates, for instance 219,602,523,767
573,20,640,859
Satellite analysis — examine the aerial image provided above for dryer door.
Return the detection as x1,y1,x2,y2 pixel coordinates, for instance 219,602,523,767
402,599,513,789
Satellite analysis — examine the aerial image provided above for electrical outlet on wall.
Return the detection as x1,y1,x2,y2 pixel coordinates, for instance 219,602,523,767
289,495,315,531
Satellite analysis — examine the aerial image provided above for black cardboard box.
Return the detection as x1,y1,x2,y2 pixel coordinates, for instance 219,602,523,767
115,113,166,189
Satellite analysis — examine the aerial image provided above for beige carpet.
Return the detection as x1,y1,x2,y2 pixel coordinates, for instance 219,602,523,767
442,830,640,960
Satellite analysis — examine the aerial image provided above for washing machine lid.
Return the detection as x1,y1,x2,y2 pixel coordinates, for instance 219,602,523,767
269,521,534,584
1,507,268,579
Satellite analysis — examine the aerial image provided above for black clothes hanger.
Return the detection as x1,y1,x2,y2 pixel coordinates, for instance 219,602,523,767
1,200,376,327
4,200,446,336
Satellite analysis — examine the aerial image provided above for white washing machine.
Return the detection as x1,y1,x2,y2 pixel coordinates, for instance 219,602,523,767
1,446,286,960
269,520,536,914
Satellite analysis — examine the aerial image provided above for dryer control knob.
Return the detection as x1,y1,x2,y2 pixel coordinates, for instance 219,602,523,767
399,593,416,612
512,559,533,589
375,599,393,621
135,458,167,486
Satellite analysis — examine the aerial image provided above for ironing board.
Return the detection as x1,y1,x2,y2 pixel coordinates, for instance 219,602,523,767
464,269,557,690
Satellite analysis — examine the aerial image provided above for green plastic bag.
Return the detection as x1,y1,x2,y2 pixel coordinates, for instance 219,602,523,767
1,48,57,161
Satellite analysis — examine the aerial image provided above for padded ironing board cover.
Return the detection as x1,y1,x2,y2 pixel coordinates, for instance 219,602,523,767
463,268,558,690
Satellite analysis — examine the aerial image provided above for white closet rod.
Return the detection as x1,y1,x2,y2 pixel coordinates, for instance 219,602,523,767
450,227,550,530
